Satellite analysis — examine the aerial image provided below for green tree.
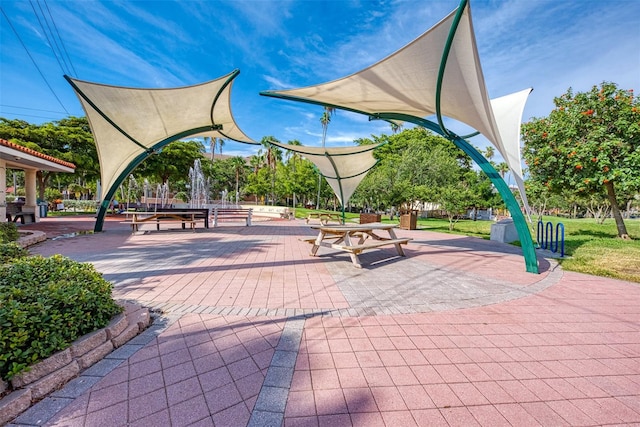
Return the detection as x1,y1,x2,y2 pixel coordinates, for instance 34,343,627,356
245,167,272,204
355,128,472,215
281,140,303,208
136,140,204,184
0,117,99,200
522,82,639,238
259,136,282,204
230,156,248,204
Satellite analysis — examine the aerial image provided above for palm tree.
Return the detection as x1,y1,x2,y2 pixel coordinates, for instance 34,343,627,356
230,156,246,205
210,137,216,161
390,121,403,134
203,136,214,161
317,107,335,209
261,136,282,205
217,138,225,157
484,146,495,162
320,107,335,146
287,140,303,210
497,162,509,179
249,152,262,174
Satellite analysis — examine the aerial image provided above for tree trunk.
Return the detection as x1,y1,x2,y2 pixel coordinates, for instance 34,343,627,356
604,181,630,239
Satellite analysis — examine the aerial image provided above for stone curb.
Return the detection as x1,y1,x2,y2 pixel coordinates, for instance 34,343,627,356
16,230,46,248
0,302,152,426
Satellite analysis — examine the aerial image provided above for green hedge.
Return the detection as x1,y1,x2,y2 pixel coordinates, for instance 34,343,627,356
0,255,123,381
0,243,28,264
59,199,97,212
0,223,19,243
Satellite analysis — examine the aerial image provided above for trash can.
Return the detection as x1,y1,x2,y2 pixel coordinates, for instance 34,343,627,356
38,202,48,218
399,210,418,230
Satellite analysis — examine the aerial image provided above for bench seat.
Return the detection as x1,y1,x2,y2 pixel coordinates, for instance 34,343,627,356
306,213,343,225
156,208,209,228
213,208,252,226
331,238,412,255
122,218,197,232
6,202,36,224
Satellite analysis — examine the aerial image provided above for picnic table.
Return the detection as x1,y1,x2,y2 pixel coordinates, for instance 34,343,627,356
122,211,202,232
303,222,412,268
305,212,343,225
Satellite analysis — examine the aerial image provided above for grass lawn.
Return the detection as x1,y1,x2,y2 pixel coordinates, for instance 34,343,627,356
295,208,640,283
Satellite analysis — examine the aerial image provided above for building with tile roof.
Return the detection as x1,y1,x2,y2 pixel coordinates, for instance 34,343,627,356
1,138,76,223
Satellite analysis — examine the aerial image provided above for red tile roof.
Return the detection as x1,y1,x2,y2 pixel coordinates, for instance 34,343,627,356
0,138,76,169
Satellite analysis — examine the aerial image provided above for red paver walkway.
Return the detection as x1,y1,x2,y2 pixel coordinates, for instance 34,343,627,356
10,216,640,426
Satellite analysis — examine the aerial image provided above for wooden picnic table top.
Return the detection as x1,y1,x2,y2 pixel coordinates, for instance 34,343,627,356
307,222,408,268
124,211,201,216
310,222,396,232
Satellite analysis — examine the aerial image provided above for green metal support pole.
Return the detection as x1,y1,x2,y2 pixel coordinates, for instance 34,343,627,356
451,135,539,273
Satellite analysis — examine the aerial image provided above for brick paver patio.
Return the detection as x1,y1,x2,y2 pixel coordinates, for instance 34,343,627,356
11,215,640,426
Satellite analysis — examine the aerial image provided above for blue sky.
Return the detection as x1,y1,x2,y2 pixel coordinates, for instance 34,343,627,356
1,0,639,160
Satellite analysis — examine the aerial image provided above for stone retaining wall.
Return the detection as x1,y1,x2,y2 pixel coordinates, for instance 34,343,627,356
17,230,47,248
0,302,151,425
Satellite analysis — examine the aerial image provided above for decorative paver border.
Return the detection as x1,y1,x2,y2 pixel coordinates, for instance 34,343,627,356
1,305,170,426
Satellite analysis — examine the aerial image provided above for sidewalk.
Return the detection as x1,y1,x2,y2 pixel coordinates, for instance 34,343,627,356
9,217,640,426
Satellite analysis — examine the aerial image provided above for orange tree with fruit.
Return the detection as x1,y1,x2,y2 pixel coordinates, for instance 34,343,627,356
522,82,639,239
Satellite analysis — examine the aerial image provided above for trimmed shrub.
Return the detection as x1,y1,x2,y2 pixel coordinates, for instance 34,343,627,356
0,222,19,243
0,243,28,264
0,255,123,380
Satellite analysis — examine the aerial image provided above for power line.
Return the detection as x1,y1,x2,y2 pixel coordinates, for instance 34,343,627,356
29,0,69,75
43,0,77,76
0,112,65,121
0,7,71,115
0,104,68,114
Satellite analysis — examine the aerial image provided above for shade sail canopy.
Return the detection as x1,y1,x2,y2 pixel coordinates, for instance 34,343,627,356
268,141,383,207
67,70,256,199
262,1,531,214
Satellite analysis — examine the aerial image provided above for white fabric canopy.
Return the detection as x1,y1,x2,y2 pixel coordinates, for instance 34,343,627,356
67,71,255,199
263,2,531,214
490,88,532,215
268,141,382,207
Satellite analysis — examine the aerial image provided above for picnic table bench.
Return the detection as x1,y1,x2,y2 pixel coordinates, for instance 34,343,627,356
304,222,412,268
279,208,294,219
6,202,36,224
156,207,210,228
305,212,343,225
122,211,200,232
213,208,252,226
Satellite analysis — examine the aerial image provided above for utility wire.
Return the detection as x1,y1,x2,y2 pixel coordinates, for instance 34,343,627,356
36,0,70,74
29,0,68,75
1,104,68,114
0,112,65,121
0,7,71,115
43,0,77,76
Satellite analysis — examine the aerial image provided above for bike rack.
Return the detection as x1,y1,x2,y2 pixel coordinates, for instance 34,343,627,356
537,219,565,257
